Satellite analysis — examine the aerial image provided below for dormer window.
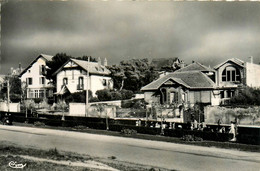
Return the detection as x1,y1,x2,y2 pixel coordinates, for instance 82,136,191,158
222,66,241,82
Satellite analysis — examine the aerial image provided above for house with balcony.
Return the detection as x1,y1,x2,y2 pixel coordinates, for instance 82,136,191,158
214,57,260,104
19,54,54,99
53,58,113,96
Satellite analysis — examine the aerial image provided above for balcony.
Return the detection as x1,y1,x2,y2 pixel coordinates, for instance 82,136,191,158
77,84,84,90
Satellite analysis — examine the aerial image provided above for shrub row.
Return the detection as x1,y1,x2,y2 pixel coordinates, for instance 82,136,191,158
10,115,258,144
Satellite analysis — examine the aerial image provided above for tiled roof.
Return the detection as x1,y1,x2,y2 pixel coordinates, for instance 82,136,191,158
70,59,111,75
141,71,215,91
176,62,215,72
19,54,53,77
214,58,245,69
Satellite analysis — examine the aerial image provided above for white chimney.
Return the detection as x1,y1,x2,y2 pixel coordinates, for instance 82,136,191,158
104,58,107,66
249,56,253,64
98,57,101,65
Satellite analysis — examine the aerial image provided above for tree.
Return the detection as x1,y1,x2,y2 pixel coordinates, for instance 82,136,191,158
45,53,71,83
107,58,159,92
230,87,260,106
0,76,22,102
76,56,97,62
65,90,93,103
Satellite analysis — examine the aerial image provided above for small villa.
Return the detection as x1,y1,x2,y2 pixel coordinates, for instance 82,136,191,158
53,58,113,96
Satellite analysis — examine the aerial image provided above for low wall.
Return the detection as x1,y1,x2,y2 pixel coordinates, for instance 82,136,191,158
0,102,20,112
204,106,260,125
69,103,116,118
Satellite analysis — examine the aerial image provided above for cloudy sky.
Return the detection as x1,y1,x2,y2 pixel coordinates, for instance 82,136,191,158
1,1,260,74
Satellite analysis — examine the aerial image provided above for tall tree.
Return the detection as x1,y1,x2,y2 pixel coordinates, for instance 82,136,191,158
0,76,22,102
107,58,159,92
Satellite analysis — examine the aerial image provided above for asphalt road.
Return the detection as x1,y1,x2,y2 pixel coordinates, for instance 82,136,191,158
0,125,259,171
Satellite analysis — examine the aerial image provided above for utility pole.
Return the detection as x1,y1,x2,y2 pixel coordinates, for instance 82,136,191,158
7,79,10,112
85,56,90,117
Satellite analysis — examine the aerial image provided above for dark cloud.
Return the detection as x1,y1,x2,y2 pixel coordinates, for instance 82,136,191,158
1,1,260,74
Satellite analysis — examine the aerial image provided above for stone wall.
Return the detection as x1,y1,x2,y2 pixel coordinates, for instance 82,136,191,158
204,105,260,125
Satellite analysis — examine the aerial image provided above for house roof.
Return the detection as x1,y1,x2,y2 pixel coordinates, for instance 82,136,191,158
150,58,181,70
53,58,111,76
19,54,53,77
214,58,245,69
141,71,216,91
176,62,215,72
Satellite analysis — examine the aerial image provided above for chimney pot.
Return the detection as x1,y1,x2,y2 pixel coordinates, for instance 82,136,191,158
104,58,107,66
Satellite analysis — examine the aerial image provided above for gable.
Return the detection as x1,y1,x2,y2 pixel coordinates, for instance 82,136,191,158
64,61,79,68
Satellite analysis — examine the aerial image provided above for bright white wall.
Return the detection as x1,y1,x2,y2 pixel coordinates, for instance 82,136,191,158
246,62,260,88
21,57,52,89
56,69,112,96
0,102,20,112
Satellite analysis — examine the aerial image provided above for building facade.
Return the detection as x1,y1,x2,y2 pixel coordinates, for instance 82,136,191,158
19,54,54,99
214,58,260,104
53,58,113,96
142,58,260,107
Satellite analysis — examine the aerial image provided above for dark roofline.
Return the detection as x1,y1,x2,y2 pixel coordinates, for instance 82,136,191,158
52,59,71,76
176,61,215,72
18,54,53,77
52,58,110,76
214,58,244,69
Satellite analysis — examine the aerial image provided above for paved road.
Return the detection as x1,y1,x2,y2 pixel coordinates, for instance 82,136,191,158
0,125,259,171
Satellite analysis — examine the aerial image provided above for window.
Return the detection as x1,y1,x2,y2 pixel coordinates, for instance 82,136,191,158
221,66,241,82
27,78,33,85
78,77,84,90
29,90,34,98
39,65,46,75
102,79,107,86
63,78,68,85
220,91,225,99
39,77,45,85
35,90,39,98
39,90,44,98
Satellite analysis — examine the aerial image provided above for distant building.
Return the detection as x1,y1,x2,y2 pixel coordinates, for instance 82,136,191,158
10,63,24,76
151,57,184,72
19,54,54,99
53,58,113,96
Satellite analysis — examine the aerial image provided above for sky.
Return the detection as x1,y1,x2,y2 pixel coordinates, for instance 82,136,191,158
1,1,260,74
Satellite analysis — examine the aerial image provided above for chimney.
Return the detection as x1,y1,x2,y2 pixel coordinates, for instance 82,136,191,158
104,58,107,66
249,56,253,64
10,67,13,74
98,57,101,65
180,61,185,68
19,63,22,71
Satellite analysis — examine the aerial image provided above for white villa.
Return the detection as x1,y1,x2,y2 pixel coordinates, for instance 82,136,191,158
53,58,113,96
19,54,54,99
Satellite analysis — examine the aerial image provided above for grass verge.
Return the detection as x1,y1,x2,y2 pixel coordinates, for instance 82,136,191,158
0,141,168,171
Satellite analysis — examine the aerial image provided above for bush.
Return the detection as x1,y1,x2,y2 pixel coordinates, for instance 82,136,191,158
34,98,42,103
89,97,100,102
95,89,134,101
230,87,260,105
65,90,92,103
